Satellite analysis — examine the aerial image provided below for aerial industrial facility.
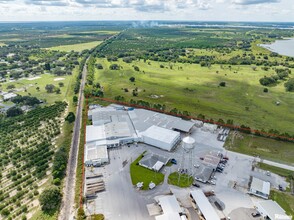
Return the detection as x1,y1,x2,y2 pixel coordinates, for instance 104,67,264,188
85,105,194,166
84,104,293,220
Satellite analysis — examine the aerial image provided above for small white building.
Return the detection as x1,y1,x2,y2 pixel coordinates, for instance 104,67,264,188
190,190,220,220
155,195,183,220
84,144,108,167
201,123,218,133
3,92,17,101
256,200,292,220
141,125,181,151
249,177,270,199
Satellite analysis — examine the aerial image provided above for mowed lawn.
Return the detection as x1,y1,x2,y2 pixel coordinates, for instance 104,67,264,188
95,58,294,134
130,153,164,190
270,190,294,218
225,132,294,164
48,41,102,52
3,72,75,104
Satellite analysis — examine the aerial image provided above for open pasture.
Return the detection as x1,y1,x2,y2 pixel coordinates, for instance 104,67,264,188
225,132,294,164
48,41,102,52
3,73,74,104
95,58,294,134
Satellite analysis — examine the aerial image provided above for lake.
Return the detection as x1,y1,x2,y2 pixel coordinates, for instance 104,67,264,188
259,38,294,57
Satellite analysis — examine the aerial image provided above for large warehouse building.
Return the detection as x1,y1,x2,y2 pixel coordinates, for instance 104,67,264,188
141,125,181,151
85,105,195,165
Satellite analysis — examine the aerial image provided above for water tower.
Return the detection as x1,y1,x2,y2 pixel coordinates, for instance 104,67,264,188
178,136,196,184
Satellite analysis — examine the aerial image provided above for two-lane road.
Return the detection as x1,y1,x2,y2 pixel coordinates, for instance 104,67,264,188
59,57,89,220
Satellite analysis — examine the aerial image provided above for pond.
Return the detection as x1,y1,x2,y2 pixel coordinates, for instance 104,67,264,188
259,38,294,57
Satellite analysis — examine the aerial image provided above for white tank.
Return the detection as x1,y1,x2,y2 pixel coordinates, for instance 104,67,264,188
182,136,195,150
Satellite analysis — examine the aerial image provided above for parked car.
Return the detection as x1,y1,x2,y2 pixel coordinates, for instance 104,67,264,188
194,164,200,168
279,185,284,191
170,158,177,164
223,156,229,160
218,163,225,168
192,183,200,187
200,157,204,160
216,168,223,173
209,180,216,185
251,212,261,217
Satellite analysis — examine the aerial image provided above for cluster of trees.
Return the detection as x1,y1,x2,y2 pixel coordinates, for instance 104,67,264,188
109,64,120,70
74,56,87,94
45,84,61,94
39,186,61,213
6,106,23,117
284,78,294,92
52,146,67,185
259,68,291,86
11,95,40,106
86,56,96,85
84,57,104,97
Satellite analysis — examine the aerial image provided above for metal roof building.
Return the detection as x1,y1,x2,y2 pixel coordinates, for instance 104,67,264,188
129,109,194,133
256,200,292,220
141,125,181,151
139,153,170,172
249,177,270,199
85,144,108,166
155,195,183,220
190,190,220,220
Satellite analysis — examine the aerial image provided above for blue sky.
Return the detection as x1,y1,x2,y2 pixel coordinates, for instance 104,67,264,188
0,0,293,22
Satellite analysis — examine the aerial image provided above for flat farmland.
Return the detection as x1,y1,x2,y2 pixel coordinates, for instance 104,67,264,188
3,72,76,104
94,58,294,134
48,41,102,52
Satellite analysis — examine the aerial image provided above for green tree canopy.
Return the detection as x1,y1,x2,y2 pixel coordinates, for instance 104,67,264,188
39,186,61,213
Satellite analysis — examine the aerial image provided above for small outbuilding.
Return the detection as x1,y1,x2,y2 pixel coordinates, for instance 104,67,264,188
249,177,270,199
139,153,170,172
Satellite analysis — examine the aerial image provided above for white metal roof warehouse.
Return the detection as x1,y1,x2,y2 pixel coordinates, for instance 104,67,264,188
190,190,220,220
155,195,182,220
141,125,181,151
84,144,108,166
256,200,292,220
249,177,270,199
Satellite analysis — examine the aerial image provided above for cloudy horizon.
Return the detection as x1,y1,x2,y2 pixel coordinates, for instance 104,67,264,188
0,0,293,22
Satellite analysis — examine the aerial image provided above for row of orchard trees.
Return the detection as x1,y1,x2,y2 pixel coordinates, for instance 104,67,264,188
0,102,67,219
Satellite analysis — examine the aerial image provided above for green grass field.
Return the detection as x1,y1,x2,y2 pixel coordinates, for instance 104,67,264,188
130,153,164,190
270,190,294,218
3,73,75,104
48,41,102,52
225,132,294,164
94,58,294,134
257,162,294,182
168,172,193,187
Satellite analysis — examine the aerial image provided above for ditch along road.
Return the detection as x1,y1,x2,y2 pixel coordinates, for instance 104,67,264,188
59,57,89,220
